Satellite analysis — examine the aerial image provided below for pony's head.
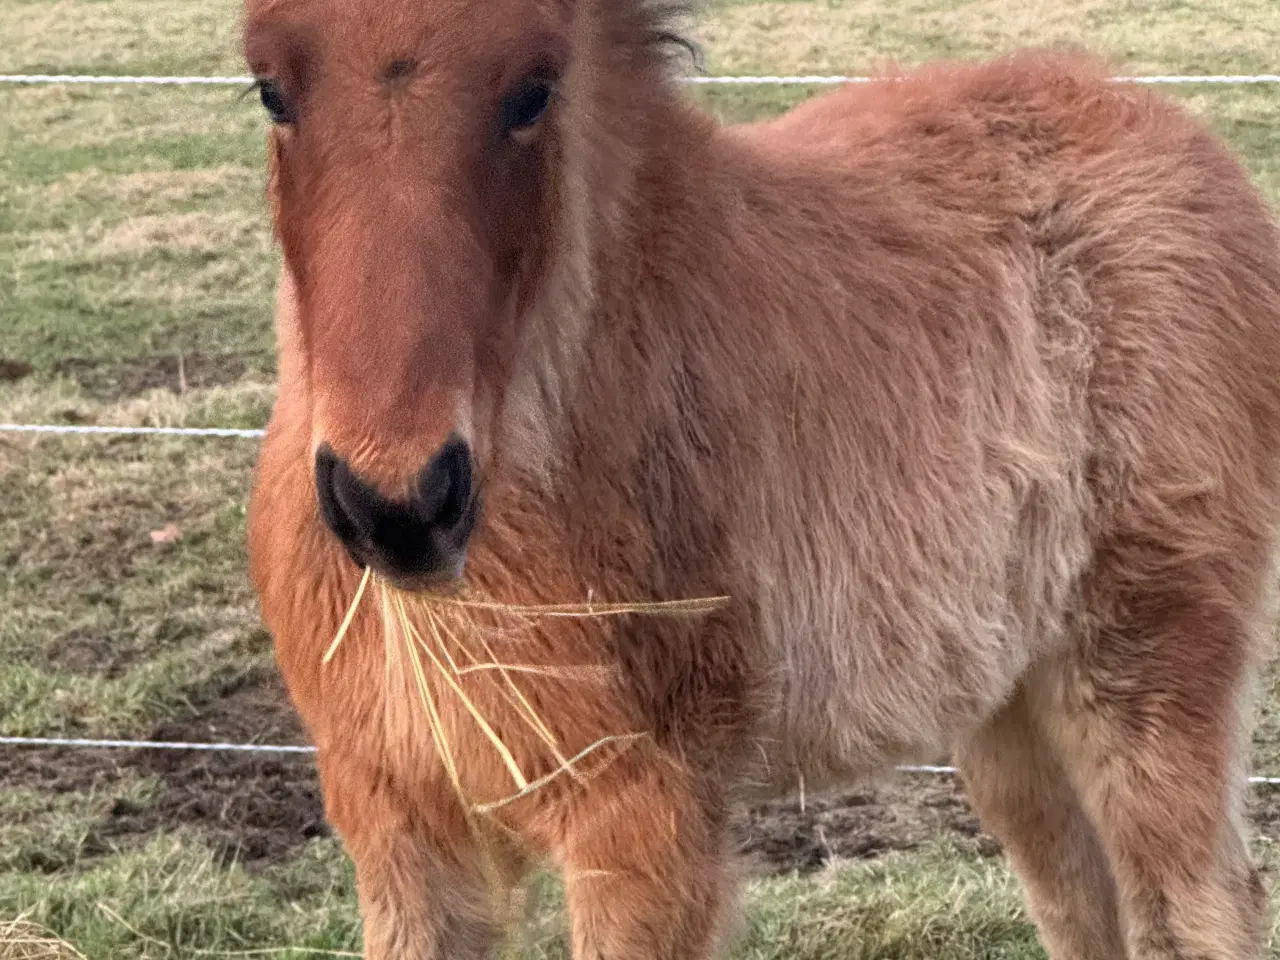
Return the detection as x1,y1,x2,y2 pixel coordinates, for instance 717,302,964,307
244,0,690,586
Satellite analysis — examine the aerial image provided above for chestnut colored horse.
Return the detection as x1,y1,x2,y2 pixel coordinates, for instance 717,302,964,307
243,0,1280,955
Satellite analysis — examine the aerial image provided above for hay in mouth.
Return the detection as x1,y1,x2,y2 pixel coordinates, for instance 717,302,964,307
323,565,728,814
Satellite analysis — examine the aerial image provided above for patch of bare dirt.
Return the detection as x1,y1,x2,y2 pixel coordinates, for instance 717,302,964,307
115,679,329,864
103,748,328,865
731,777,998,874
2,677,328,868
0,359,34,382
52,352,255,400
0,744,131,798
41,629,144,680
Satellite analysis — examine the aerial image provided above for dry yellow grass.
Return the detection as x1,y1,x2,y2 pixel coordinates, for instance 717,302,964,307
697,0,1278,76
0,916,87,960
16,211,268,264
322,573,710,937
0,0,243,75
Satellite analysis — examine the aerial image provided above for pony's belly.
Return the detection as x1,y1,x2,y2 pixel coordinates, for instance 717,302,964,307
737,450,1092,790
726,737,955,811
747,660,1015,797
747,599,1054,793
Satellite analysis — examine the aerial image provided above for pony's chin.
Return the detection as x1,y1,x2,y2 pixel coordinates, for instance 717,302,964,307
370,555,469,596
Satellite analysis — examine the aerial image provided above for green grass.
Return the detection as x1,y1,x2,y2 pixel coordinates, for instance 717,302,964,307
2,0,1280,956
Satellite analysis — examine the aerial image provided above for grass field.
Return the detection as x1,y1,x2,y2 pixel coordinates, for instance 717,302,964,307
2,0,1280,957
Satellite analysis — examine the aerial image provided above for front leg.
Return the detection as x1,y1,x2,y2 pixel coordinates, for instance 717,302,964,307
321,752,512,960
556,761,735,960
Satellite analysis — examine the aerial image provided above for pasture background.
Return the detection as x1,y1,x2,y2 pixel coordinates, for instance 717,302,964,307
2,0,1279,956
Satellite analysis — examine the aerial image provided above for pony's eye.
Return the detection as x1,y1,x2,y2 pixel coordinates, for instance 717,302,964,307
257,79,295,125
499,78,556,136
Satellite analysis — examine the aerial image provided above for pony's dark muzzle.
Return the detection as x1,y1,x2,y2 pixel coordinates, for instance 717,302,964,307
314,436,478,587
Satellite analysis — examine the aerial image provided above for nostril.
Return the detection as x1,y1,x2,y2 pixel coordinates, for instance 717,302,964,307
315,444,412,559
315,444,361,547
313,439,478,583
417,435,473,528
328,456,387,546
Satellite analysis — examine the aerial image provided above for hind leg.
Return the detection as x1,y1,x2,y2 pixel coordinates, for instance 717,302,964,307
957,681,1126,959
1046,580,1267,959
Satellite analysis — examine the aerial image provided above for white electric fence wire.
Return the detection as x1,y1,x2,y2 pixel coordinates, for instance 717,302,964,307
2,738,1279,784
1,73,1278,86
0,423,265,438
0,735,314,753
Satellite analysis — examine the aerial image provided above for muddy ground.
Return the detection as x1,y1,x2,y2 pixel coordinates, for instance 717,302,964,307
50,353,263,399
6,672,1280,877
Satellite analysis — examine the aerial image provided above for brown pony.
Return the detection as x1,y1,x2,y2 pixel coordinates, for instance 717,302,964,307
242,0,1280,955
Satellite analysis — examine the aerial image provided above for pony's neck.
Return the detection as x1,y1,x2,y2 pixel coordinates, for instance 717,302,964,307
480,69,750,603
500,75,722,488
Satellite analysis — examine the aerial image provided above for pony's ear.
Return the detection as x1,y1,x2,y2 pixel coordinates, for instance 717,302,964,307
631,0,704,70
648,30,704,72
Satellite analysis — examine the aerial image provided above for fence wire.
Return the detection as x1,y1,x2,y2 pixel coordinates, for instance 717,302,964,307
2,73,1279,86
4,736,1280,785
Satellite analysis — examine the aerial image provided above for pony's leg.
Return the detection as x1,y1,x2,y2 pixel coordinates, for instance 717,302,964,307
1048,574,1267,959
555,762,733,960
321,757,507,960
956,682,1127,959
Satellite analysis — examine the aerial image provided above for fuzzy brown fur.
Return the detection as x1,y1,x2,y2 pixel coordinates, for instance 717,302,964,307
243,0,1280,955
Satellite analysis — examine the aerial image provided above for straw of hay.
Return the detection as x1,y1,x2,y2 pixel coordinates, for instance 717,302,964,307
322,564,372,664
0,916,86,960
380,589,527,931
323,571,728,813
